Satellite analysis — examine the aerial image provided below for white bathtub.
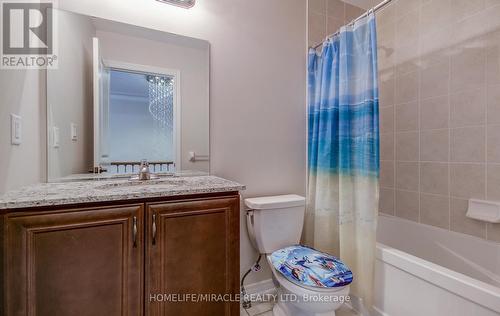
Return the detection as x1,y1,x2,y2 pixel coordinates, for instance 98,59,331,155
374,214,500,316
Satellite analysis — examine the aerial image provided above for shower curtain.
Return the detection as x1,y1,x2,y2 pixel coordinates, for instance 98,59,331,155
306,13,379,311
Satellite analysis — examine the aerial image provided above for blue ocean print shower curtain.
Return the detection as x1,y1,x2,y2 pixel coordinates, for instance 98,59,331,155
306,13,379,311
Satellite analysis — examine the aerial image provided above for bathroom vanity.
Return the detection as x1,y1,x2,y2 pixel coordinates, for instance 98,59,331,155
0,7,236,315
0,176,244,316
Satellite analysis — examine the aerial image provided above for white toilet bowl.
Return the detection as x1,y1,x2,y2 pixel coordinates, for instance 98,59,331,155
267,256,350,316
244,195,353,316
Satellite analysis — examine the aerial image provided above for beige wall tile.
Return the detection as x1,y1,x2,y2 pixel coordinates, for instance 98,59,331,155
309,11,327,47
420,162,448,195
420,0,452,36
486,164,500,200
420,61,450,99
396,162,419,191
377,20,395,48
450,163,486,199
380,188,395,215
487,84,500,124
451,126,486,162
451,0,486,23
395,10,419,49
344,3,364,22
394,0,422,18
420,129,449,162
380,106,394,134
420,193,450,229
486,223,500,243
452,8,490,44
487,4,500,30
381,133,395,160
487,125,500,163
327,17,344,34
486,0,500,8
395,43,420,76
486,35,500,85
396,131,419,161
451,198,487,238
379,48,395,71
450,88,486,127
420,95,449,130
380,160,395,188
309,0,327,15
395,71,419,104
420,27,452,67
373,0,500,241
379,75,395,107
451,47,486,92
396,190,419,221
376,2,395,27
396,101,419,131
327,0,344,19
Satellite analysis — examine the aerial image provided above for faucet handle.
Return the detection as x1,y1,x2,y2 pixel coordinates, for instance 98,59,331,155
138,159,151,180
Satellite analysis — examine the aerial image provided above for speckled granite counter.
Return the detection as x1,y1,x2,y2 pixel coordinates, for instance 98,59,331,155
0,176,245,210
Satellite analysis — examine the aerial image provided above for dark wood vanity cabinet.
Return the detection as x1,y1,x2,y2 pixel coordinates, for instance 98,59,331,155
1,193,240,316
146,197,240,316
4,204,144,316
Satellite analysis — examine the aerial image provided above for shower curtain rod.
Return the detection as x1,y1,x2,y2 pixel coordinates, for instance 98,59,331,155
311,0,393,50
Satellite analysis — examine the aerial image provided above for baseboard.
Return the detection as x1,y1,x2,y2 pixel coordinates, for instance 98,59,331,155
371,306,388,316
349,295,389,316
243,278,277,296
243,280,388,316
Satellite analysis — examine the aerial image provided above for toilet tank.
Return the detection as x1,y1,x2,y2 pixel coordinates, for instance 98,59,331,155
245,195,305,254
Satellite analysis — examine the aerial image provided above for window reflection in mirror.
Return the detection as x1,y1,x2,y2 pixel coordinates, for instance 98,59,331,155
100,68,178,174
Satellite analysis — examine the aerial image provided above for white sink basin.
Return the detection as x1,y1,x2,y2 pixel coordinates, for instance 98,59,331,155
96,178,187,190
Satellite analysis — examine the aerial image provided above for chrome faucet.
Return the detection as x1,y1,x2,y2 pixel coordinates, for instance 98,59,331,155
138,159,151,180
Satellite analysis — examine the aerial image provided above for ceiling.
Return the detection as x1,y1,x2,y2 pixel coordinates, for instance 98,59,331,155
343,0,381,10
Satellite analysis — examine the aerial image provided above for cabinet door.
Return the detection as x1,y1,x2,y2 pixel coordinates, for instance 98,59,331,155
5,205,144,316
146,196,240,316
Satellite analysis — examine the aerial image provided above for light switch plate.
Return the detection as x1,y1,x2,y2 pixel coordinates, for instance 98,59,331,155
10,114,21,145
53,126,60,148
70,123,77,141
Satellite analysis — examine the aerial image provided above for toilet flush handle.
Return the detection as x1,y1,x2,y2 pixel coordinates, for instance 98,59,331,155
246,210,258,250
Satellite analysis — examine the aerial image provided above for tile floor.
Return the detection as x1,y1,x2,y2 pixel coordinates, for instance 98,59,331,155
240,301,359,316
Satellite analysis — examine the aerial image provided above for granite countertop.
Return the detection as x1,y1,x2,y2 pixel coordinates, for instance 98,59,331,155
50,170,208,182
0,176,245,210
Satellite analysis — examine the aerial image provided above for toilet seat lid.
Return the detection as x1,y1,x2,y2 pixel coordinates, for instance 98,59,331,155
270,245,353,288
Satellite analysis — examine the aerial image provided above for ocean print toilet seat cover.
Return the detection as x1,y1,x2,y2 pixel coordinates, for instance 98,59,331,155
270,245,353,288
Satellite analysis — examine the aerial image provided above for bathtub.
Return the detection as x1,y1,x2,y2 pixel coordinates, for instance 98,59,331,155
374,214,500,316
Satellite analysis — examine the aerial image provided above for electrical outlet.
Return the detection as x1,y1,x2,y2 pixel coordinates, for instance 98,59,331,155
10,114,21,145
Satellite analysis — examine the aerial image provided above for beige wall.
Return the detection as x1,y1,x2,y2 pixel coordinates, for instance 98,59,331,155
308,0,365,47
0,0,307,284
47,10,95,179
0,71,46,193
377,0,500,242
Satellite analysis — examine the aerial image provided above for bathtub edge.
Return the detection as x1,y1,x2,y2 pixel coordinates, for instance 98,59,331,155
375,242,500,314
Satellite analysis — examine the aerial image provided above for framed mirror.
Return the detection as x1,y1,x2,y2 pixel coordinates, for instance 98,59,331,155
47,9,209,181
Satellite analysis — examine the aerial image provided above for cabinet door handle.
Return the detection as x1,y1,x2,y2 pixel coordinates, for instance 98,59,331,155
152,213,157,245
133,216,138,248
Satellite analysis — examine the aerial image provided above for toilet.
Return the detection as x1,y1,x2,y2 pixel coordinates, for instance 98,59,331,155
245,194,352,316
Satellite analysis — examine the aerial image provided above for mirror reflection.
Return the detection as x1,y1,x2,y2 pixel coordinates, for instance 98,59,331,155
47,10,209,181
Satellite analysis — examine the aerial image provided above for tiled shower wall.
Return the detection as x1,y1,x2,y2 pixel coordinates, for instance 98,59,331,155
377,0,500,242
308,0,366,47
